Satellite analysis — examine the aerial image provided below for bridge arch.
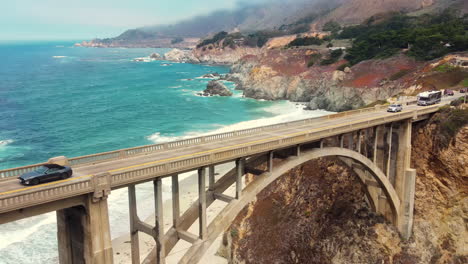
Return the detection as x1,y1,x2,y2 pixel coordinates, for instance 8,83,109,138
176,147,401,264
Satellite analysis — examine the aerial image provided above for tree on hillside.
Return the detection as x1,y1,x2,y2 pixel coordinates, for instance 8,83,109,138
323,21,341,34
340,10,468,65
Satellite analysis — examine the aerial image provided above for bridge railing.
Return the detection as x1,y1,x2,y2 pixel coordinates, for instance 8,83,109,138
0,163,47,181
0,101,417,180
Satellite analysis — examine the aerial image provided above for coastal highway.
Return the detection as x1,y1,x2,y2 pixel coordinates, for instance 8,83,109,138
0,93,461,197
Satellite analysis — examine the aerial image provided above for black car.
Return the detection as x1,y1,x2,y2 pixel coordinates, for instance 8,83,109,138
18,164,72,185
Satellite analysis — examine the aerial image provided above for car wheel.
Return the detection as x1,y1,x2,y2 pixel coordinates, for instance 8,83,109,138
31,178,39,185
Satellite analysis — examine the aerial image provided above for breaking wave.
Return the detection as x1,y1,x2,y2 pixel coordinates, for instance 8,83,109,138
147,101,332,144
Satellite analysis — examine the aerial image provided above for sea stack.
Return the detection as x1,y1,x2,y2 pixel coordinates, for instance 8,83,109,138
201,80,233,96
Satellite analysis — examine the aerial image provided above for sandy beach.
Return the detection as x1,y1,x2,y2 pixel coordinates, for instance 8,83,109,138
112,163,236,264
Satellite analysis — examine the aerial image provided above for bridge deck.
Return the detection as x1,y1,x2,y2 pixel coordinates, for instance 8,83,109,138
0,94,459,213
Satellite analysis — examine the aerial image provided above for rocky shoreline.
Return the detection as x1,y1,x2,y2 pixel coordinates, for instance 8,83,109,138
143,47,467,112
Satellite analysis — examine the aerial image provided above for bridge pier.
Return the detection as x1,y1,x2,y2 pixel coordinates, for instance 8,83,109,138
198,167,207,240
57,194,113,264
395,119,415,240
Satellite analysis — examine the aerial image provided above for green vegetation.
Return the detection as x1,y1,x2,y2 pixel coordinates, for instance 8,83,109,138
434,64,459,73
390,69,412,80
197,30,286,49
307,53,322,67
287,36,324,47
361,100,390,108
230,227,239,238
338,10,468,65
462,79,468,87
323,20,341,34
336,63,351,71
245,30,284,47
450,96,467,107
434,106,468,149
320,49,343,65
196,31,228,48
171,37,184,44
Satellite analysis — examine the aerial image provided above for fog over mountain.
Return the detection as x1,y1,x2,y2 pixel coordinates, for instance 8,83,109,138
86,0,466,47
109,0,342,42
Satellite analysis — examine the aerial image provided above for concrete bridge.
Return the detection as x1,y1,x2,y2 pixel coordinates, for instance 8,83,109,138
0,97,456,264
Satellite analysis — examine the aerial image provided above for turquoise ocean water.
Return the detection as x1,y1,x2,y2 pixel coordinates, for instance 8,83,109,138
0,41,289,169
0,41,329,263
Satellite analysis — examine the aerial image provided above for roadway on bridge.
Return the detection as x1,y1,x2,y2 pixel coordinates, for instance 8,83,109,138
0,94,460,196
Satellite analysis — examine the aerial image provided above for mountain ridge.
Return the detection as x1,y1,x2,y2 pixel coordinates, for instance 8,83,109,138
78,0,465,48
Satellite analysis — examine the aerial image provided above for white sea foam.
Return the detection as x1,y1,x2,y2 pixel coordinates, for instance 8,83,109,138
147,101,332,144
52,56,67,58
0,212,56,250
0,139,13,147
169,85,182,89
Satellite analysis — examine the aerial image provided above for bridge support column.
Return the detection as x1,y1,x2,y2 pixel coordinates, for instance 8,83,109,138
399,169,416,240
208,166,215,191
198,168,207,240
373,125,390,216
172,175,180,228
57,194,113,264
267,151,274,174
373,125,386,171
154,178,165,264
128,185,140,264
386,123,394,178
348,133,354,150
357,130,362,154
236,158,245,199
395,119,415,240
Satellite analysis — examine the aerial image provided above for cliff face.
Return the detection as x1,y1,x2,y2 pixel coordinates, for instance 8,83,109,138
192,41,263,65
220,109,468,263
229,50,424,111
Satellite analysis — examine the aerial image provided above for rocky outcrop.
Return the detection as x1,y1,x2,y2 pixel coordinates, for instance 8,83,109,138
163,49,200,63
201,73,221,79
219,107,468,264
199,80,233,96
150,52,162,60
229,50,422,111
192,41,262,65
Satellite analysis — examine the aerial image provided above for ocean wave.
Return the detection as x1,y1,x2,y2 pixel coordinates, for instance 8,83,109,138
0,212,56,250
0,139,13,147
147,101,332,144
169,85,182,89
52,56,67,58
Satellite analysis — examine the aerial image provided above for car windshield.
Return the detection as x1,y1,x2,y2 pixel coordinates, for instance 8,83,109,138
390,105,398,107
35,166,49,173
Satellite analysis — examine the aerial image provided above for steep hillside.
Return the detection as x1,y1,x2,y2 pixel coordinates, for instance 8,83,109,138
79,0,458,48
220,107,468,264
314,0,434,26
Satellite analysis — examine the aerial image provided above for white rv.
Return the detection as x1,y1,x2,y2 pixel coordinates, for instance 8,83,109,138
417,91,442,106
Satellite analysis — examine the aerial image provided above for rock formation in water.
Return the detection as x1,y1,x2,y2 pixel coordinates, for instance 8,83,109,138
219,106,468,263
200,80,233,97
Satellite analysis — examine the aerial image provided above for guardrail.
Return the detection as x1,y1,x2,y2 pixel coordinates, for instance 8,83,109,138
0,99,419,180
0,105,441,213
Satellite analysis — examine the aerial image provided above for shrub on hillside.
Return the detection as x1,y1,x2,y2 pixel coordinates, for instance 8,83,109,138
433,106,468,149
307,53,322,67
320,49,343,65
340,9,468,65
287,36,323,47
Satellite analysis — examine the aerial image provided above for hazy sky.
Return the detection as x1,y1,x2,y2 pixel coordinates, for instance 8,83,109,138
1,0,256,40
